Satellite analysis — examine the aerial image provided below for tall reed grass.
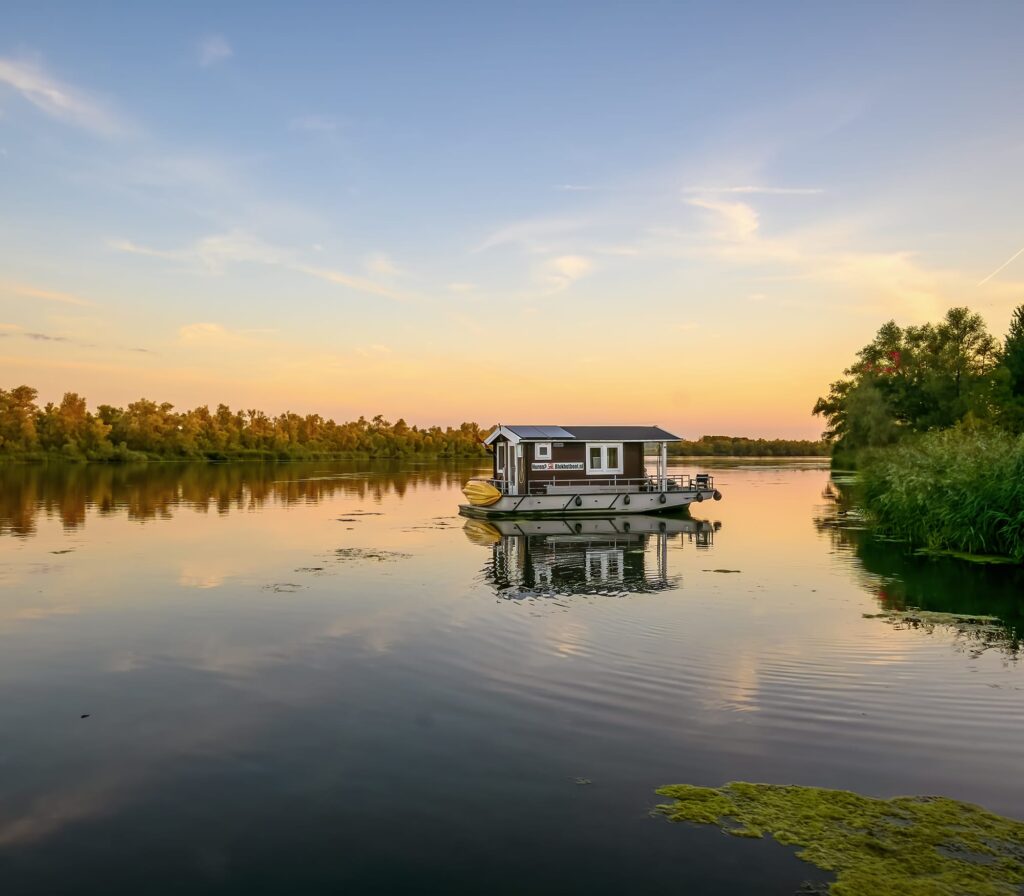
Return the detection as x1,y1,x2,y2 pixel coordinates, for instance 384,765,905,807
859,427,1024,562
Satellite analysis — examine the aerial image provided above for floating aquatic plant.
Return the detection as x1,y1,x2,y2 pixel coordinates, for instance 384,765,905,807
332,548,411,562
655,782,1024,896
863,608,1019,658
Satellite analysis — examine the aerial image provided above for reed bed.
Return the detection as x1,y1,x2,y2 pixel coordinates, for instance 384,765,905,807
859,427,1024,562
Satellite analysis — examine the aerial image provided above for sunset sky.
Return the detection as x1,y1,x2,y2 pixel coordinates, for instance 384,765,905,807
2,2,1023,438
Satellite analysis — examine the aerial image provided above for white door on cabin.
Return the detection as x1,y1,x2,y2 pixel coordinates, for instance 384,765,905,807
508,443,521,494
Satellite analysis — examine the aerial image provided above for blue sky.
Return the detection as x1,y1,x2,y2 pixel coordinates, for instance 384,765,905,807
2,2,1023,437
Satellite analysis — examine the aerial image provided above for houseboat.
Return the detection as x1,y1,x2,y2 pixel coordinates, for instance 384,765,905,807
460,425,721,517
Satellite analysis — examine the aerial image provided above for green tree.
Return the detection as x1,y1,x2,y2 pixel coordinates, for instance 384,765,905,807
814,306,1002,453
997,303,1024,432
1003,304,1024,397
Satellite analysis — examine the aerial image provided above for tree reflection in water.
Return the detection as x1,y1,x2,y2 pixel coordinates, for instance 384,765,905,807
816,478,1023,656
0,460,484,537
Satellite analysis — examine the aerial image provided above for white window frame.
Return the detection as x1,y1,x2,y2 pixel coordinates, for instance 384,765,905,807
585,442,624,475
535,442,552,460
495,442,506,473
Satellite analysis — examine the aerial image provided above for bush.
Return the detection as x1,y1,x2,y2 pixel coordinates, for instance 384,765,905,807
859,425,1024,561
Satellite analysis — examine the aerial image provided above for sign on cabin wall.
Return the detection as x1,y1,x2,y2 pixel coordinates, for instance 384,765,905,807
531,462,584,471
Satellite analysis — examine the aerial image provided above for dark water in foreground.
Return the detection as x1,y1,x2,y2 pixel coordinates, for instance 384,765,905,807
0,460,1021,894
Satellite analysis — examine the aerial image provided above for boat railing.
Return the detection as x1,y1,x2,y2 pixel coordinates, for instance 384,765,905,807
465,474,715,497
526,474,713,495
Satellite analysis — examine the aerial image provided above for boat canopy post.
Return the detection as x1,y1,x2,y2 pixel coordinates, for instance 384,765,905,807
659,441,668,490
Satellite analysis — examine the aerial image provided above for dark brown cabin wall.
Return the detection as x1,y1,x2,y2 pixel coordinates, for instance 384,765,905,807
524,442,585,487
523,441,648,489
623,443,644,478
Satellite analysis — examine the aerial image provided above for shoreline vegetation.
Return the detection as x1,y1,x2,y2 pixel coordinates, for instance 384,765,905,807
814,305,1024,563
860,428,1024,563
0,386,826,463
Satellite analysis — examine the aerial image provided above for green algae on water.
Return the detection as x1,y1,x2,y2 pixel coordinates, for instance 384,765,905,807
863,607,1019,658
912,548,1020,566
655,782,1024,896
862,608,1001,627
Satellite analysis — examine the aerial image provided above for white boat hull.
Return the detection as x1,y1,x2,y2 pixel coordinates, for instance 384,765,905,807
459,488,718,518
473,515,715,537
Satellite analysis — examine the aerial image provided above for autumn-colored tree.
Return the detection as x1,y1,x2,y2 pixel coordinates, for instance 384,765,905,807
0,386,491,460
0,386,40,452
813,306,1004,453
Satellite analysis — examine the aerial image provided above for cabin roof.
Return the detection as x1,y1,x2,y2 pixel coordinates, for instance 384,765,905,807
484,424,680,445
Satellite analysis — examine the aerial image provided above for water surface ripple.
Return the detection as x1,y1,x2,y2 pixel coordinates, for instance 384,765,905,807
0,459,1020,894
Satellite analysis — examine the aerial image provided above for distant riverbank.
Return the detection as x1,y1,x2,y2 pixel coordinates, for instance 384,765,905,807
0,447,488,464
1,384,827,464
669,436,828,457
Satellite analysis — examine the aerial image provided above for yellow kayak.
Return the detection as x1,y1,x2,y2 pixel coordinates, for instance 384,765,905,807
462,480,502,506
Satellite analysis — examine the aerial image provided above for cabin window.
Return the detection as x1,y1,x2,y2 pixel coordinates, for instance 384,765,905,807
586,442,624,475
535,442,552,460
496,443,506,473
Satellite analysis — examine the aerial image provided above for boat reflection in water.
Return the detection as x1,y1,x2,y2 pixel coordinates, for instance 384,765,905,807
464,514,719,599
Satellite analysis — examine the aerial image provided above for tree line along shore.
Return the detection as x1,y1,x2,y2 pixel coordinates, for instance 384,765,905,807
0,388,826,462
815,304,1024,562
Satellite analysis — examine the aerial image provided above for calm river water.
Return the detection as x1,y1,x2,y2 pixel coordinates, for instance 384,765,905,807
0,459,1021,894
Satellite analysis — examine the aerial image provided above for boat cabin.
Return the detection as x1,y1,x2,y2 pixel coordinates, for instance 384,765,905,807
482,425,680,496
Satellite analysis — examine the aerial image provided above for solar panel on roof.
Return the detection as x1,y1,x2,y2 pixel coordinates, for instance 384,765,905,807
505,425,574,439
500,425,680,441
561,426,681,441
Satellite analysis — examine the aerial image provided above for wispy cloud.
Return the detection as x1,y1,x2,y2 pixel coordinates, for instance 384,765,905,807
476,217,588,253
106,238,180,260
23,331,69,342
1,281,94,307
0,56,127,136
364,252,402,278
110,231,416,303
684,185,823,196
196,35,233,67
0,327,69,343
110,231,285,271
673,198,1021,319
555,184,595,192
178,322,272,347
686,197,760,240
295,264,416,303
542,254,593,292
977,244,1024,287
0,323,149,354
353,343,392,358
194,231,287,269
289,114,339,133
